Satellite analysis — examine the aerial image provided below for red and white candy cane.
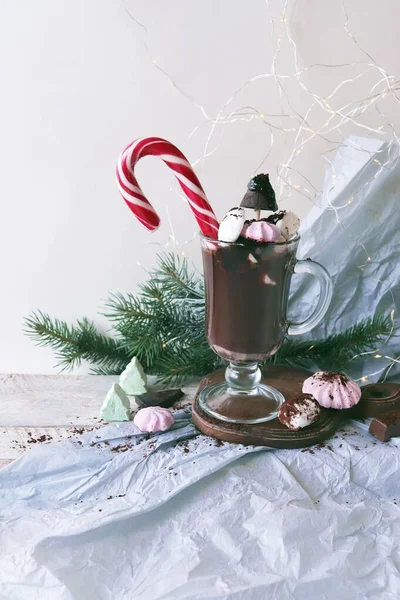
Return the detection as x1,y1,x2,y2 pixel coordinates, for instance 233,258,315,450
116,137,219,239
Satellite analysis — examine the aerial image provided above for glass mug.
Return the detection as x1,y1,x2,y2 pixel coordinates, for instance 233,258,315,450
199,234,333,425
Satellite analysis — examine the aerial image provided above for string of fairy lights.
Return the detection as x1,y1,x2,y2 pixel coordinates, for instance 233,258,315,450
123,0,399,383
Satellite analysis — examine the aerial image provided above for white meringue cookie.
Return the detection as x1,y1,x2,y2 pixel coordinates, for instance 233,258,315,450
133,406,175,432
218,207,245,242
279,211,300,240
242,220,281,243
302,371,361,410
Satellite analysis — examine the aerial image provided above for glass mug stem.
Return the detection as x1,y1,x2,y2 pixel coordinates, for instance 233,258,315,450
226,362,261,395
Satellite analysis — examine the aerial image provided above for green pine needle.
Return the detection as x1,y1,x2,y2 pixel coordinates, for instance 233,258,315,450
24,311,130,373
154,343,222,386
153,253,204,300
271,313,393,369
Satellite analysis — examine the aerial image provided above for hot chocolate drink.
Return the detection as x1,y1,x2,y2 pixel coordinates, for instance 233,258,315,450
201,237,298,362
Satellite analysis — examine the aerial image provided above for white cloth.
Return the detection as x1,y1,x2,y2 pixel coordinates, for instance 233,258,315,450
1,410,400,599
291,136,400,382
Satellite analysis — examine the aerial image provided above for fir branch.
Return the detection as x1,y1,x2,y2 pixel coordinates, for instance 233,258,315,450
89,366,122,376
101,254,207,371
24,311,130,372
271,313,393,369
152,253,204,300
104,292,155,324
154,343,222,386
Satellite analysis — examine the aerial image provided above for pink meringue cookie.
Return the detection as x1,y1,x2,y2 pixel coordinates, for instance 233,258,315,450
302,371,361,410
242,220,281,243
133,406,175,432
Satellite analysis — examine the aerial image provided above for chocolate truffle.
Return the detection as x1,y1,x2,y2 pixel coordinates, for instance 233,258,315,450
278,393,321,431
240,174,278,212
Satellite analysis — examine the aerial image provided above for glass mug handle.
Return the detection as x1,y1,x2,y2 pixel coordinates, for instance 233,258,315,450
288,259,333,336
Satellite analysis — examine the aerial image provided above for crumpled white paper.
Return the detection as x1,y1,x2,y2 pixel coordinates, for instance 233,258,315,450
290,136,400,382
1,408,400,599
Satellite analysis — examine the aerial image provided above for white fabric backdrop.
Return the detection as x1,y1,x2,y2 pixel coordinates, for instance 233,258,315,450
291,136,400,382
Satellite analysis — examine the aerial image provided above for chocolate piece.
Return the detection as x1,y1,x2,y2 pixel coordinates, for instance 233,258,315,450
134,388,184,409
243,215,285,227
240,174,278,212
278,393,321,431
369,410,400,442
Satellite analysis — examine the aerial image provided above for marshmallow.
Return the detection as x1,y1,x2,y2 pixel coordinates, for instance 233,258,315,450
248,253,258,264
133,406,175,433
279,211,300,240
262,274,276,285
218,207,245,242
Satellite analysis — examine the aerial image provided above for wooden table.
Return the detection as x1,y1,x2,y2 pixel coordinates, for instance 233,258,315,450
0,374,197,468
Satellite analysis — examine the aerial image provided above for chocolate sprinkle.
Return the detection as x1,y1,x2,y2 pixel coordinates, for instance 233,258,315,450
316,371,350,385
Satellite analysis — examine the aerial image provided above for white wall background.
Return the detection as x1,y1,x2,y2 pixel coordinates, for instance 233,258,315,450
1,0,399,373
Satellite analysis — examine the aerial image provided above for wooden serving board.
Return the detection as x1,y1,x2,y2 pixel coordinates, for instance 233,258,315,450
350,382,400,418
192,365,342,449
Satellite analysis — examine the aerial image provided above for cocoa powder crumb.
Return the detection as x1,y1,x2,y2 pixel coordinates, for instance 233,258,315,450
111,444,132,453
70,427,85,435
316,371,350,386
